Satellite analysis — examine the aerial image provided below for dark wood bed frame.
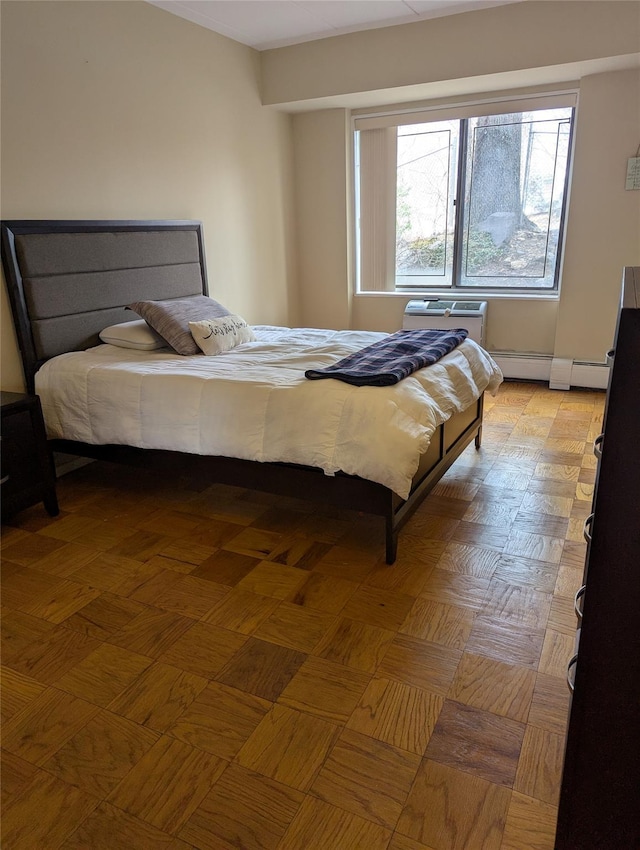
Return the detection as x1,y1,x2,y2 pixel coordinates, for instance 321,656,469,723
1,219,484,564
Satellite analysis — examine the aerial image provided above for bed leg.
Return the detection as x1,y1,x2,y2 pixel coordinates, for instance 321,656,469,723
385,519,398,565
43,492,60,517
475,425,482,449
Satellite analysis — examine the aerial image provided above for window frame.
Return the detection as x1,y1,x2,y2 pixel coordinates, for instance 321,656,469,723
353,91,578,296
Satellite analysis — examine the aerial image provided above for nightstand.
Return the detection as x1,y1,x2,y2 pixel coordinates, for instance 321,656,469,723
1,391,59,520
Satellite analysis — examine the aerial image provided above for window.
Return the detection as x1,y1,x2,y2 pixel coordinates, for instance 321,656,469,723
355,96,575,293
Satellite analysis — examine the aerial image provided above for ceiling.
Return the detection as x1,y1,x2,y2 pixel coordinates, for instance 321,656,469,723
148,0,523,51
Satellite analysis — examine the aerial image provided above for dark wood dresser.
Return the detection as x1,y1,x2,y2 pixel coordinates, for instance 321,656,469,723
554,267,640,849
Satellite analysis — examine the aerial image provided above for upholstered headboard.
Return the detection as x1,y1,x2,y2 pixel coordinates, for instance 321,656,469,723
1,220,207,391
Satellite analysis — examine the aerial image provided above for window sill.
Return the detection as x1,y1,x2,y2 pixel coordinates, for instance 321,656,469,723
354,291,560,302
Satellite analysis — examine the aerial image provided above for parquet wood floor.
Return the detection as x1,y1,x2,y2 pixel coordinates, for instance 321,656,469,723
1,381,605,850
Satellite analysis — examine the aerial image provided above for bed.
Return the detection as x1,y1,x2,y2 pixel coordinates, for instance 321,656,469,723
1,219,502,563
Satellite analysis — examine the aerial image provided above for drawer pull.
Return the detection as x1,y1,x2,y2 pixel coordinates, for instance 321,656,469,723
605,348,615,366
567,654,578,693
583,513,594,545
0,474,9,485
593,433,604,461
574,585,586,620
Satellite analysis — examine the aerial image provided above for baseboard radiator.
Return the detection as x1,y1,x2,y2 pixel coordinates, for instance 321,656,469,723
490,352,609,390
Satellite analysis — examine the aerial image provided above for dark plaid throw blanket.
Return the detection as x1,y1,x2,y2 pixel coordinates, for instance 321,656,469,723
305,328,469,387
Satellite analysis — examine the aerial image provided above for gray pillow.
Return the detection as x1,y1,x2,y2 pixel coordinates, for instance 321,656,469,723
127,296,230,355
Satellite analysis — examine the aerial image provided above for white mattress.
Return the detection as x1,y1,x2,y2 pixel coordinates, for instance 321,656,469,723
35,326,503,499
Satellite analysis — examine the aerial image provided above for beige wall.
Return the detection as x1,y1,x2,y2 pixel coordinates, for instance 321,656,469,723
293,110,352,329
350,294,560,353
2,1,639,391
555,67,640,361
351,67,640,359
263,1,640,107
1,0,297,391
287,5,640,361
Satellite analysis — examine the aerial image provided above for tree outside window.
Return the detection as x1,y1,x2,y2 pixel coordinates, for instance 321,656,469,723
356,101,575,292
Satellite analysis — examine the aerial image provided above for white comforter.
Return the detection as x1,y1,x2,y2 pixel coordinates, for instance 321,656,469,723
35,326,503,499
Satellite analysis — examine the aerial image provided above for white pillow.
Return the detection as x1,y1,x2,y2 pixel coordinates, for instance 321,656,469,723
189,314,256,355
99,320,167,351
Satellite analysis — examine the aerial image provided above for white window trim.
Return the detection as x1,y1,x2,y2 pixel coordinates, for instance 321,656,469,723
353,88,578,298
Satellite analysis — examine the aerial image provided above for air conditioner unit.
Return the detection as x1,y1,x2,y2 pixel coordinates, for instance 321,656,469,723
403,299,487,347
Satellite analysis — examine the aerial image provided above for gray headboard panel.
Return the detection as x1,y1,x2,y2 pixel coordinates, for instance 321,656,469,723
22,264,204,320
14,230,201,276
1,220,207,392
